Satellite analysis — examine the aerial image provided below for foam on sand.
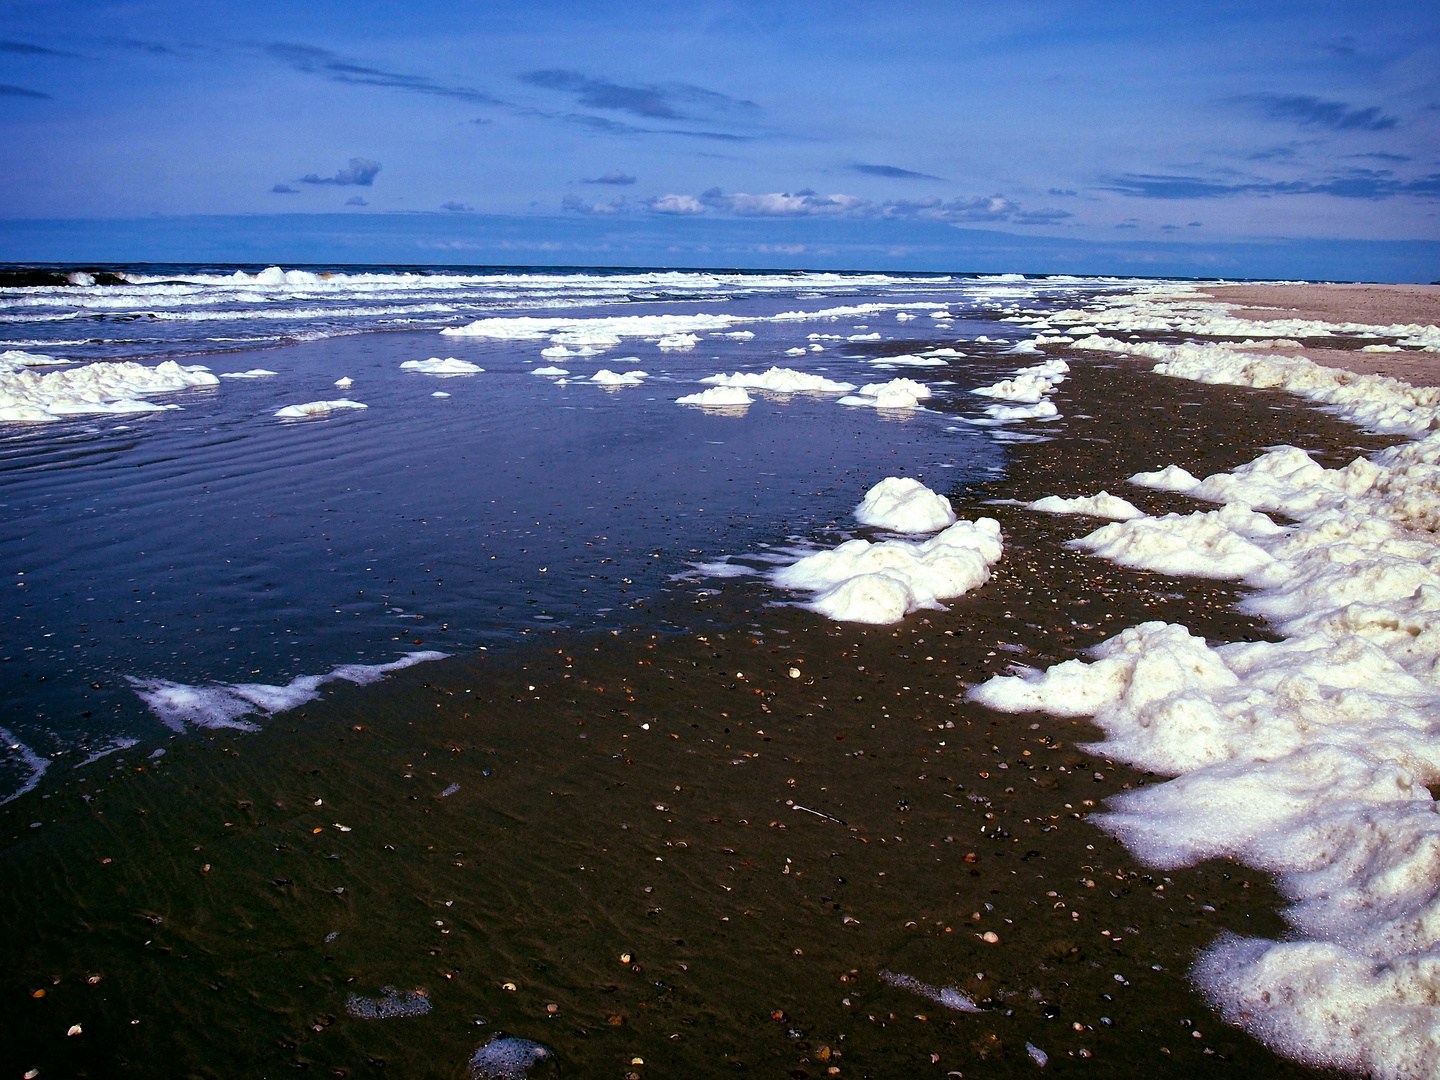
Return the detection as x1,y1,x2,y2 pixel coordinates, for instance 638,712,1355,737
700,367,856,394
770,514,1002,624
219,369,278,378
274,399,368,419
0,728,50,805
0,359,220,422
467,1036,555,1080
969,316,1440,1079
878,970,982,1013
346,986,432,1019
837,378,933,410
129,652,446,732
400,357,483,376
1027,491,1145,520
676,386,752,408
854,477,957,533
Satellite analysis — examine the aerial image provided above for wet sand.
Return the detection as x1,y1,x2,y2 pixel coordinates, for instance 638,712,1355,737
1197,282,1440,385
0,349,1392,1078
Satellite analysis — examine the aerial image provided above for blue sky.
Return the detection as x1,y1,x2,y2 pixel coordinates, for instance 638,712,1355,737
1,1,1438,274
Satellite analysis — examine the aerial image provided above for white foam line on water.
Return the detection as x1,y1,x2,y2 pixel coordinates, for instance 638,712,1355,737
0,727,50,805
128,652,448,733
77,737,140,767
969,320,1440,1079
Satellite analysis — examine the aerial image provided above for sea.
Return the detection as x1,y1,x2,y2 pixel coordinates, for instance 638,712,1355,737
0,265,1127,801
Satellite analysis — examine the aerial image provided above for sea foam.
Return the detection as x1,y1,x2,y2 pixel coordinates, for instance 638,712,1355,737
970,306,1440,1079
128,652,447,732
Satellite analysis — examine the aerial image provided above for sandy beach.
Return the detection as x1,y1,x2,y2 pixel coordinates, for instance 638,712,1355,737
5,276,1436,1078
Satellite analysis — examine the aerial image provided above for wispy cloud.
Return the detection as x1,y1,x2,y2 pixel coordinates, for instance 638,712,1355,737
265,44,504,105
271,183,299,194
0,83,50,98
1107,169,1440,200
514,104,751,142
583,170,637,185
0,40,77,57
299,158,381,186
1012,208,1075,224
851,164,943,180
345,195,368,206
441,201,473,212
519,69,757,121
636,188,1070,225
1234,93,1398,131
1348,151,1412,163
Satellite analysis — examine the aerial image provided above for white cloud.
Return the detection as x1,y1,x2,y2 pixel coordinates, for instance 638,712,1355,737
645,193,707,214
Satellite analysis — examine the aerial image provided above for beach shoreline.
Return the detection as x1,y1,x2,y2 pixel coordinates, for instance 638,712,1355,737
5,281,1422,1076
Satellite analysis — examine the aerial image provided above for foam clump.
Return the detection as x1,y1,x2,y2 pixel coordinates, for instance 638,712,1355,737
590,369,648,386
0,359,219,422
971,364,1067,404
979,400,1058,422
128,651,445,731
837,378,932,410
401,357,483,375
334,376,353,388
274,399,368,419
467,1037,556,1080
1027,491,1144,520
1075,503,1281,580
658,333,699,350
676,386,752,408
771,517,1002,624
969,326,1440,1077
700,367,855,394
854,477,957,533
0,349,68,368
532,366,568,376
346,986,432,1020
220,369,278,379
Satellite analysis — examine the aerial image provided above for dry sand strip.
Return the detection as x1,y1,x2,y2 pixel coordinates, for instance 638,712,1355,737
1195,282,1440,385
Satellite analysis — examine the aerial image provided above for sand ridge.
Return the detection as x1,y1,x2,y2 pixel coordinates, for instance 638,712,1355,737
1196,283,1440,386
